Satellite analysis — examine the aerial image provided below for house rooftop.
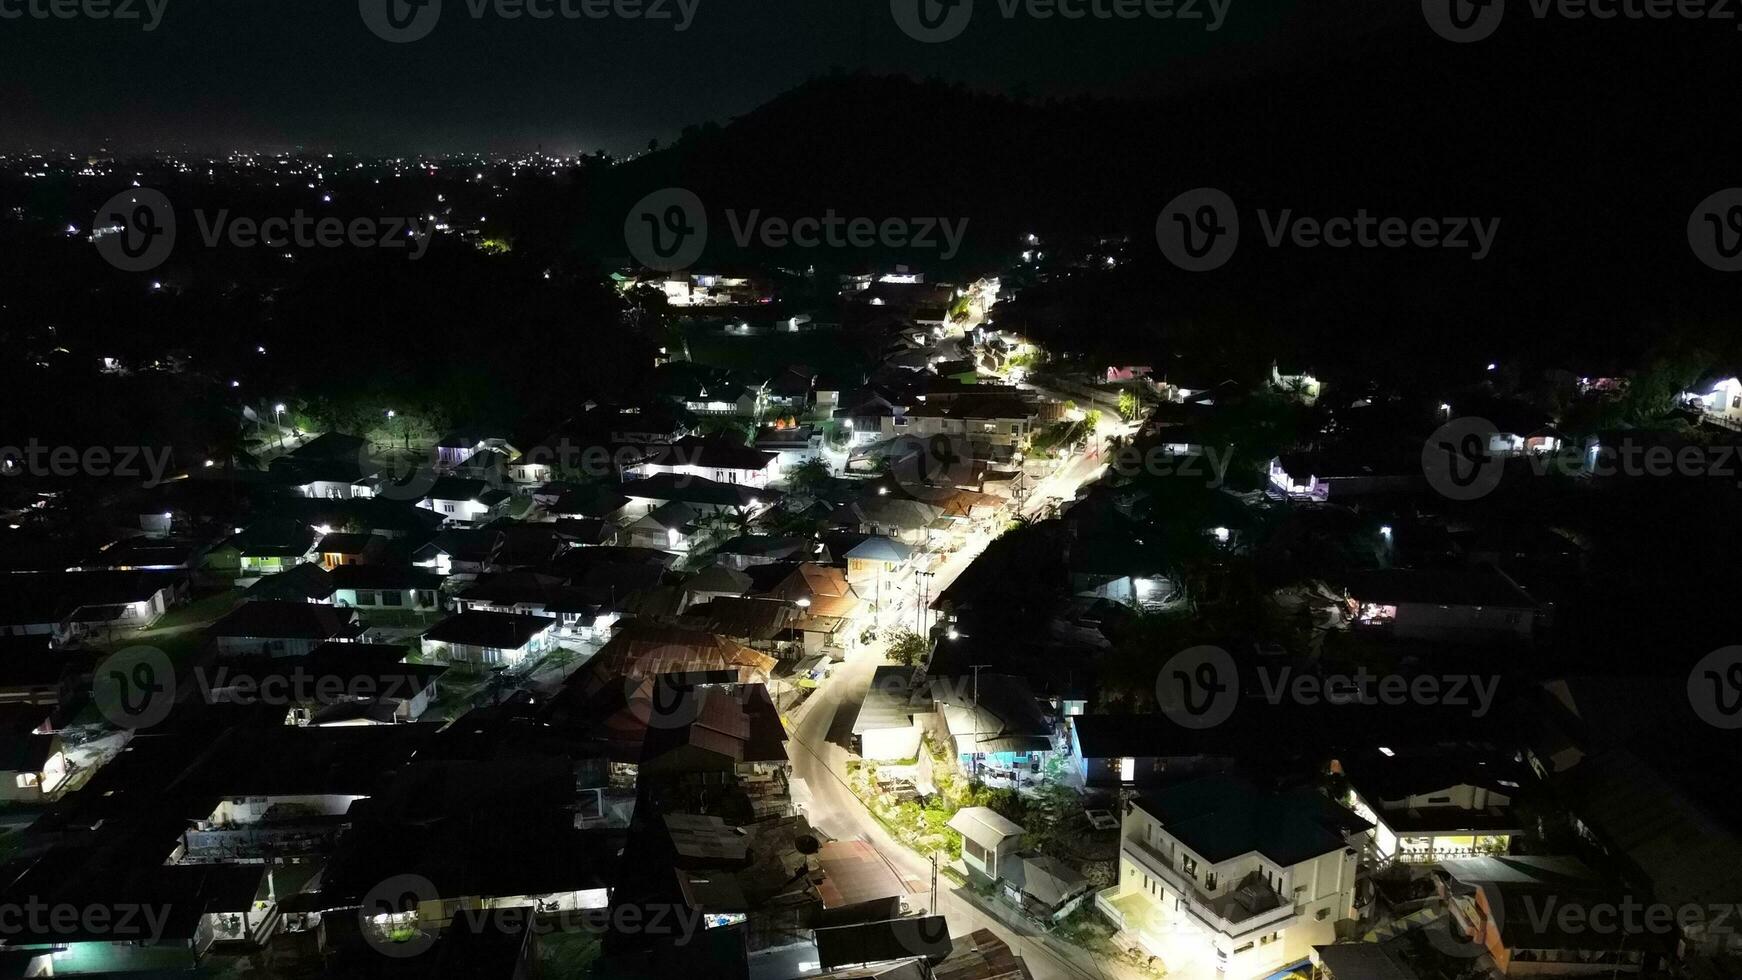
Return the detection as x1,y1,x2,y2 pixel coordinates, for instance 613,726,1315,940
208,600,361,640
1346,566,1536,608
618,473,780,509
1133,774,1370,867
948,806,1025,849
423,611,556,649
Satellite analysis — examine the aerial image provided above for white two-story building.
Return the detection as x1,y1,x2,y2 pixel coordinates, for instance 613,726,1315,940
1096,775,1370,980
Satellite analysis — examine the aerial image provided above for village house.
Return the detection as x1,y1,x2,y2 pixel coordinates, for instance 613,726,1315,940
630,434,781,488
1339,747,1521,865
949,806,1024,884
1096,774,1370,980
418,477,513,524
1346,567,1540,643
852,665,926,761
419,610,557,666
0,570,184,644
313,532,387,570
209,600,364,657
329,565,443,613
231,518,318,580
1436,855,1666,975
0,733,69,801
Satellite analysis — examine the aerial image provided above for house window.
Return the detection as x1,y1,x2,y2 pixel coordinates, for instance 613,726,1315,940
383,591,404,607
1119,757,1135,782
1181,856,1198,877
1428,795,1453,804
1317,908,1330,920
964,839,986,862
355,590,378,606
1205,872,1218,890
1234,942,1254,955
417,591,436,607
15,773,39,788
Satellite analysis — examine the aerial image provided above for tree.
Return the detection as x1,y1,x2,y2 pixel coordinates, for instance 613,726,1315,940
1117,389,1137,421
886,630,930,667
788,457,831,495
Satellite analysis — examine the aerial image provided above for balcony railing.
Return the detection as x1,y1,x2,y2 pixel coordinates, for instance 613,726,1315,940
1120,838,1299,940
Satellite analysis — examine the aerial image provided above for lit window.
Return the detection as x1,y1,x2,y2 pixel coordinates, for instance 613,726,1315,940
1119,758,1135,782
15,773,39,789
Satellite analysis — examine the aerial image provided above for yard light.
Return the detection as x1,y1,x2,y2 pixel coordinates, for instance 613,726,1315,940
1380,524,1393,537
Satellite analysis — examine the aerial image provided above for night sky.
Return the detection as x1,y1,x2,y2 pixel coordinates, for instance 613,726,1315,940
3,0,1335,154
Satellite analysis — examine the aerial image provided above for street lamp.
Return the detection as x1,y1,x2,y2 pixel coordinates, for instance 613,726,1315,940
274,403,286,449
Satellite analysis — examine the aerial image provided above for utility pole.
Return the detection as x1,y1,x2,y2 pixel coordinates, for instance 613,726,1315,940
969,663,990,780
930,851,939,915
915,570,933,635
